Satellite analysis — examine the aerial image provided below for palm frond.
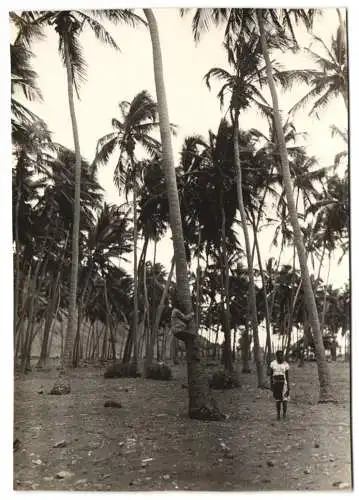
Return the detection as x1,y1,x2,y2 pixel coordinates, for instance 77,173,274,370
95,134,118,165
330,124,347,143
58,32,87,94
10,11,45,47
77,11,120,51
310,85,337,117
204,67,232,90
91,9,146,28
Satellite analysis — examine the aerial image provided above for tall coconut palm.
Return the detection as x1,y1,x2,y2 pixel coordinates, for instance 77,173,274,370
143,8,223,420
204,31,274,387
186,6,336,402
13,9,142,388
95,90,161,370
256,9,336,401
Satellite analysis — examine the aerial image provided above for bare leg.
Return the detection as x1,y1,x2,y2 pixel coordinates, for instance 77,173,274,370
276,401,281,420
283,401,288,418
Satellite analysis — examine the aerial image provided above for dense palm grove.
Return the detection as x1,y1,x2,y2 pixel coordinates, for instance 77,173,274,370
12,9,349,419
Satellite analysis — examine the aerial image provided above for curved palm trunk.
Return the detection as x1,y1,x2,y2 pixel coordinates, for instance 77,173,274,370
59,35,82,378
144,8,222,420
258,10,335,402
233,113,265,387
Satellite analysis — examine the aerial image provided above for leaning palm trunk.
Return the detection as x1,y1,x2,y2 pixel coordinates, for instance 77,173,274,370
62,36,82,374
144,8,222,420
145,256,175,374
258,10,335,402
233,113,265,387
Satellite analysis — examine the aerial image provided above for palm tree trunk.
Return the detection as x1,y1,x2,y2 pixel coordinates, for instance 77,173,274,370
144,8,223,420
321,253,331,331
285,279,303,358
14,156,23,338
38,230,69,369
145,256,175,374
195,228,202,331
233,112,265,387
241,321,251,374
143,251,151,367
258,10,335,402
61,35,82,380
253,229,272,365
132,179,139,368
104,279,116,361
220,200,233,373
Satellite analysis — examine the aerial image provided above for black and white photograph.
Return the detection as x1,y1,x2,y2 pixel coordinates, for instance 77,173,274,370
7,1,352,493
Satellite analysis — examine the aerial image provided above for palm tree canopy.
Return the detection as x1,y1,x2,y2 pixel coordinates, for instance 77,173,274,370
95,90,162,194
12,9,144,96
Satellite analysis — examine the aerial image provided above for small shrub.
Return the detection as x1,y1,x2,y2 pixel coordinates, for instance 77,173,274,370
146,362,172,381
104,362,141,379
209,370,240,390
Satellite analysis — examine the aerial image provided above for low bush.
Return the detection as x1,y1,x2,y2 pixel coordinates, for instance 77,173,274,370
145,362,172,381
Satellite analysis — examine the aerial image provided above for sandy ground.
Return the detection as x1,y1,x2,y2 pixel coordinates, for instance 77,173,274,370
13,360,352,491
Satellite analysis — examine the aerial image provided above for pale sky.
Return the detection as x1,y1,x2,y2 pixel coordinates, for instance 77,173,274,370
10,5,348,289
0,3,357,492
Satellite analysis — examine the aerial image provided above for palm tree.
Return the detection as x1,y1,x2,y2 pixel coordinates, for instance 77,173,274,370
204,32,273,387
72,202,133,366
178,123,240,373
288,12,348,115
95,90,161,370
143,8,223,420
13,8,143,386
185,6,336,402
256,9,336,401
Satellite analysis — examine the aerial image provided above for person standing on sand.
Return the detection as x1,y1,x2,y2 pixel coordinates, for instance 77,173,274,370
270,350,290,420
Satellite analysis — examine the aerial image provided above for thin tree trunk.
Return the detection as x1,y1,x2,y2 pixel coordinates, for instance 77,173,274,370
104,279,116,361
321,253,331,331
38,231,69,368
258,10,335,402
285,279,303,358
144,8,222,420
253,229,272,365
14,156,23,340
145,256,175,374
61,35,82,383
132,179,138,368
195,228,202,331
143,250,151,366
233,111,265,387
220,199,233,373
212,321,220,359
241,322,251,374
